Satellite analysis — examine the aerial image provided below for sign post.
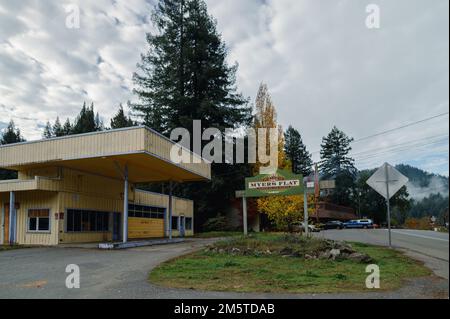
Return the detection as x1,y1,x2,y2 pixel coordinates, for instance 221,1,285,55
367,163,409,247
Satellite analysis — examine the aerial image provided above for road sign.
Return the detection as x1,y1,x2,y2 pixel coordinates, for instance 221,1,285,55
366,163,409,247
245,169,303,198
367,163,409,200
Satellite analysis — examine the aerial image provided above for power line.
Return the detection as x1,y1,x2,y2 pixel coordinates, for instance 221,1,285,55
351,133,449,158
353,137,449,162
311,112,449,154
352,112,449,144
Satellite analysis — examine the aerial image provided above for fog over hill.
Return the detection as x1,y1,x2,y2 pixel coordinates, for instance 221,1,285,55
396,164,449,200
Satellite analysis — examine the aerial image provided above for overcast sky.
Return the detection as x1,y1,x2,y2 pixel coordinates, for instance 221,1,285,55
0,0,449,176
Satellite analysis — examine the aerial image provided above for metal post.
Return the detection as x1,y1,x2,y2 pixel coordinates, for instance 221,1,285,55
9,191,15,245
123,165,129,244
243,197,248,236
169,180,173,240
385,164,392,247
303,189,309,237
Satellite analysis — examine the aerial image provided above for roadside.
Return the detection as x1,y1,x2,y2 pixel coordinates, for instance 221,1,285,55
316,229,449,280
0,232,447,299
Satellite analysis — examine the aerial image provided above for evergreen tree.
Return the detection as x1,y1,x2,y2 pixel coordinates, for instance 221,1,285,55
284,125,313,176
319,126,356,206
132,0,250,135
0,120,25,145
110,104,135,129
131,0,252,230
319,126,356,178
53,117,65,137
43,121,53,138
0,120,25,180
72,102,103,134
62,118,72,135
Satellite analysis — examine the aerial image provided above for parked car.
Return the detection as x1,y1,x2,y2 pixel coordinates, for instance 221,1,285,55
292,222,321,233
343,219,374,229
324,221,344,230
300,222,321,232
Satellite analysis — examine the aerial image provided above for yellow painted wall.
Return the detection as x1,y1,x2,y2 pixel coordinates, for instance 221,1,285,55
0,191,59,246
0,168,195,245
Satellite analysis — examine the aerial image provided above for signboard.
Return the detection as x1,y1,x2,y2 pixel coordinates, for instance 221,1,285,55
367,163,409,200
366,162,409,247
245,169,303,198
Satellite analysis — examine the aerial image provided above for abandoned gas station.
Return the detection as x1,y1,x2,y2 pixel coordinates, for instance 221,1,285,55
0,126,211,246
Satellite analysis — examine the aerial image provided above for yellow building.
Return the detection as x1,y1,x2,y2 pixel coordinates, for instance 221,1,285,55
0,126,210,246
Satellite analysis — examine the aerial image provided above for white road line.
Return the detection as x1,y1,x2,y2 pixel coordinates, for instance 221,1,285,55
389,230,449,242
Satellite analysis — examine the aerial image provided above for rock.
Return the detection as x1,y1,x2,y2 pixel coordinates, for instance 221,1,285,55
319,251,331,259
231,248,241,254
218,249,225,254
348,253,374,264
329,249,341,260
305,254,315,260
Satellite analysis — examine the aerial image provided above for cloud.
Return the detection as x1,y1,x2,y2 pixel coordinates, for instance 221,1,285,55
0,0,448,176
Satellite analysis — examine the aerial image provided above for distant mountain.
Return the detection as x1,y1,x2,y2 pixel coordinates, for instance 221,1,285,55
395,164,449,200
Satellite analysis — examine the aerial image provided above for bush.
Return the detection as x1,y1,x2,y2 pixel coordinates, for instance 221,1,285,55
202,214,233,232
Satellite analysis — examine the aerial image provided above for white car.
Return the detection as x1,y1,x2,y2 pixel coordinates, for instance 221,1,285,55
299,222,321,233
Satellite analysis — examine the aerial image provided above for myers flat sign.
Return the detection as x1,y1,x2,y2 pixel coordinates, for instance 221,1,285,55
245,169,303,198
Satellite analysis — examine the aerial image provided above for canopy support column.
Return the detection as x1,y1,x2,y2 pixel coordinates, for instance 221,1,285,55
123,165,129,244
168,180,173,240
9,191,15,245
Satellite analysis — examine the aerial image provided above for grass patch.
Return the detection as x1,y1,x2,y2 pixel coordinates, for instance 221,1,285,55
150,233,431,294
0,245,30,251
194,231,243,238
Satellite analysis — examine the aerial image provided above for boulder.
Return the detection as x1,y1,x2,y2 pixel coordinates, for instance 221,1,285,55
329,249,341,260
348,252,374,264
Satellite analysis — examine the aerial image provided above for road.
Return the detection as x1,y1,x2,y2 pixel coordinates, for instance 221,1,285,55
316,229,449,279
0,232,448,299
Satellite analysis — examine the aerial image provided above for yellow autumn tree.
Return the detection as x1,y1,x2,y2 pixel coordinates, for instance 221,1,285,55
253,83,313,231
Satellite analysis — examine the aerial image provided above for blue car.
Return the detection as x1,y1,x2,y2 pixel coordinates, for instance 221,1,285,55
343,219,374,229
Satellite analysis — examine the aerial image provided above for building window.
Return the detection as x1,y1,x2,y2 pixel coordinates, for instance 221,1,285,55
66,209,109,232
171,216,178,230
128,204,165,219
28,209,50,232
185,217,192,230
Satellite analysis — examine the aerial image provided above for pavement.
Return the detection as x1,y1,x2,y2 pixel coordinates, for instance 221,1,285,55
0,230,448,299
315,229,449,279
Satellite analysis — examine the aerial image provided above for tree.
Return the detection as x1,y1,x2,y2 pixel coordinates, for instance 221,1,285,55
284,125,313,176
71,102,103,134
0,120,25,145
53,117,65,137
110,104,135,129
0,120,25,180
131,0,252,230
319,126,357,206
132,0,251,135
319,126,356,178
62,119,72,136
253,84,306,231
43,121,53,138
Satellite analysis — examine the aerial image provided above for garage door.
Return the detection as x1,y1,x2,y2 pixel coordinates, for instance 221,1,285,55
128,217,164,239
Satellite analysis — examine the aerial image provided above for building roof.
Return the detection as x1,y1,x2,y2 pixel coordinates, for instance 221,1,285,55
312,202,357,221
0,126,210,183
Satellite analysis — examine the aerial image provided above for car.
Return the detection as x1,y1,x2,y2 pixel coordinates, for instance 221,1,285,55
323,221,344,230
300,222,321,233
343,219,374,229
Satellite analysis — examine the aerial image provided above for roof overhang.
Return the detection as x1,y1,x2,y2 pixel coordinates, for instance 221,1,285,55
0,127,211,183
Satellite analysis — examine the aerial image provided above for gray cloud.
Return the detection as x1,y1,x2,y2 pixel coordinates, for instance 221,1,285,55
0,0,448,175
